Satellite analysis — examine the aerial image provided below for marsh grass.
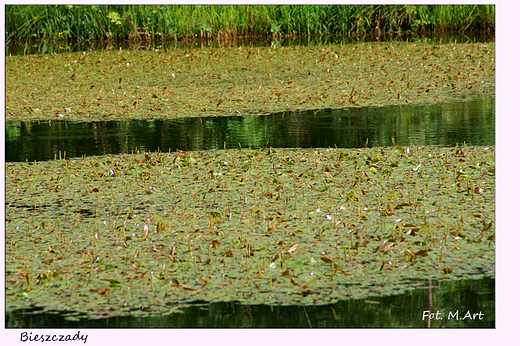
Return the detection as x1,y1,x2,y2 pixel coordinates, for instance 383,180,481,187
6,5,494,45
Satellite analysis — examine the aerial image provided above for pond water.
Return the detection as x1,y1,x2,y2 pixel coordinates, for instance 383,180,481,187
6,278,494,328
6,97,494,162
5,97,495,328
6,32,494,56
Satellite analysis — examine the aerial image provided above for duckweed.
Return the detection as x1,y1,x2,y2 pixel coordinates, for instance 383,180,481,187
5,145,494,320
5,41,494,122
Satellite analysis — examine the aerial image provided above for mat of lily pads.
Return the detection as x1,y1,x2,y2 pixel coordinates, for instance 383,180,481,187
5,145,495,320
5,41,494,122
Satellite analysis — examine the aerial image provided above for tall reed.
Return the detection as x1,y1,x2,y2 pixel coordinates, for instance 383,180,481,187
6,5,495,44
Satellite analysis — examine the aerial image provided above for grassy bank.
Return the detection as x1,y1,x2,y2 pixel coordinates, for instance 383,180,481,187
6,5,495,45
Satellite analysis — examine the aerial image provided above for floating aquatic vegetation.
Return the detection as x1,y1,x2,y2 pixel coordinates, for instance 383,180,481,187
5,145,494,319
5,41,494,122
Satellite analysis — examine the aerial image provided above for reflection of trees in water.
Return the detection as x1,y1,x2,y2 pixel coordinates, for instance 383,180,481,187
5,278,494,328
5,98,495,162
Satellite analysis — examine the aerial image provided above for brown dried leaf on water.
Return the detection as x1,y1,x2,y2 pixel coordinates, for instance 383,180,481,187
287,244,299,254
90,288,110,295
408,228,421,236
414,249,429,257
324,171,334,178
456,149,468,157
209,211,220,218
245,242,252,257
321,256,335,264
301,290,313,297
449,225,463,237
443,267,453,274
138,156,150,164
281,269,290,276
216,98,224,107
375,240,388,254
379,261,389,271
196,278,208,286
24,272,30,285
156,222,164,233
166,278,180,286
482,221,493,233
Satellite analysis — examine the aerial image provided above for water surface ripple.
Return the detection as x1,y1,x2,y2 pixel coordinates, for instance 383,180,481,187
6,278,494,328
6,98,494,162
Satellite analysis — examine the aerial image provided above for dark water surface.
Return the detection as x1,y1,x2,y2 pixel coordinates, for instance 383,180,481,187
6,98,494,162
6,278,494,328
6,32,494,56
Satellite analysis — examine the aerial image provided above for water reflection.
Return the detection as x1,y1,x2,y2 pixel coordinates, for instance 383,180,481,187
6,278,494,328
6,98,495,162
6,32,494,56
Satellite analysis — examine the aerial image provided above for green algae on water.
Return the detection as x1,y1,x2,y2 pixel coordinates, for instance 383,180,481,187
5,41,495,122
5,145,495,320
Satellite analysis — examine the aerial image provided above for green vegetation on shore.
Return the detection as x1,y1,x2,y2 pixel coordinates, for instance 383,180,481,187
6,5,495,45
